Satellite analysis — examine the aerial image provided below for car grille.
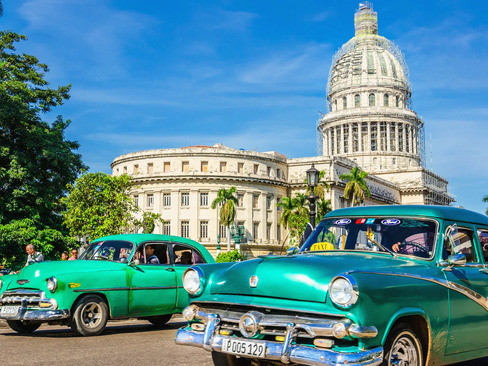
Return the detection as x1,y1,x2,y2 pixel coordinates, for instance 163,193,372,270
0,289,47,309
194,302,346,339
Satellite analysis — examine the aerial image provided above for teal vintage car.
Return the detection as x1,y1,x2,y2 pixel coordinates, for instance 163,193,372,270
0,233,214,336
176,205,488,366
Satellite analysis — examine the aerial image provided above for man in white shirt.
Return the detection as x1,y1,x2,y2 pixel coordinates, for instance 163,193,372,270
25,244,44,266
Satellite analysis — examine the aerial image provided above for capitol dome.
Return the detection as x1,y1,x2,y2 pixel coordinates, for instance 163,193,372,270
318,2,424,173
327,3,411,98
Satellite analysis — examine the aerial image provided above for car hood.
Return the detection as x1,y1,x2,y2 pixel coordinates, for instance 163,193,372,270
209,252,427,303
7,260,126,291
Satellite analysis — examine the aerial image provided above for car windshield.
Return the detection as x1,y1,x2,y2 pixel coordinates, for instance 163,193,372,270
79,240,134,262
301,217,437,259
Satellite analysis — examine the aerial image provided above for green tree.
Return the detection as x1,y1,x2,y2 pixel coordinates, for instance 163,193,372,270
317,198,332,220
211,187,238,251
483,195,488,215
62,173,163,242
0,31,85,267
135,211,164,234
339,167,371,207
277,194,310,245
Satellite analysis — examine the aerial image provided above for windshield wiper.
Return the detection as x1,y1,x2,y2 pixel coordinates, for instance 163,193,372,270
367,237,397,258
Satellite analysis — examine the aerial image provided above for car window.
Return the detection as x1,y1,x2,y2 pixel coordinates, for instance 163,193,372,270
444,226,477,263
173,244,206,265
301,217,437,259
134,243,169,265
80,240,134,262
477,229,488,262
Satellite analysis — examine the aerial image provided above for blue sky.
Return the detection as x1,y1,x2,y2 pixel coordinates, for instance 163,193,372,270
2,0,488,213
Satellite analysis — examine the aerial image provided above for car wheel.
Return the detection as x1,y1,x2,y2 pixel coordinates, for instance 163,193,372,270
383,323,424,366
147,314,172,327
211,351,253,366
70,295,109,336
7,320,41,334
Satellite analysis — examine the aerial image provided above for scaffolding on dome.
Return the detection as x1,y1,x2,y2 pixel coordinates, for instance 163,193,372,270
418,119,426,168
316,116,324,156
325,37,412,111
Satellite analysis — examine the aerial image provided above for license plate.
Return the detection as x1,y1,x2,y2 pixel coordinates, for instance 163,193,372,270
221,338,266,358
0,305,20,317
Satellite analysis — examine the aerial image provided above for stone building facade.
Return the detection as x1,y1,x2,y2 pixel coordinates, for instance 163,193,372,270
111,4,453,251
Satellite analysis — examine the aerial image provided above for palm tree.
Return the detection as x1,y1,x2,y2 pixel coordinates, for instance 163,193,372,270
317,198,332,220
277,196,295,230
293,193,310,217
211,186,238,251
339,167,371,207
305,170,329,199
483,195,488,215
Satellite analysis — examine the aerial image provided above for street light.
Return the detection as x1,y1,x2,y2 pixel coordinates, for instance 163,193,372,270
306,163,320,228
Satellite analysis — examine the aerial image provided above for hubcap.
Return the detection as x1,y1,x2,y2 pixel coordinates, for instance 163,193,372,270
389,333,420,366
81,302,103,328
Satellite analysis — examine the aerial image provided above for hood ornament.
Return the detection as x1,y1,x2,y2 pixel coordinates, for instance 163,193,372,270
17,279,29,285
250,275,259,288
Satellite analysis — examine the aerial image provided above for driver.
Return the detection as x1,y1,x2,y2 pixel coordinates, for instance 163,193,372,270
144,245,160,264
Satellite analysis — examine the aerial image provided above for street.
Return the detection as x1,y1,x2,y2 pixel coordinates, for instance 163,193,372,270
0,318,212,366
0,318,486,366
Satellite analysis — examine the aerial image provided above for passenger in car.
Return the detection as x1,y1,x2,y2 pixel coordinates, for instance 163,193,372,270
179,251,193,265
144,245,160,264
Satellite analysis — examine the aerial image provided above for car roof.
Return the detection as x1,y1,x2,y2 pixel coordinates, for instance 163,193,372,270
324,205,488,226
91,233,215,262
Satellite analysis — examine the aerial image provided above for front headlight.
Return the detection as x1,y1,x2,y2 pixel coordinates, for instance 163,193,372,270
329,275,358,308
182,268,204,295
46,277,58,293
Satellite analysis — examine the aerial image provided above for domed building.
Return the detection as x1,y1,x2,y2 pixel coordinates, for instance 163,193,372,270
111,3,453,253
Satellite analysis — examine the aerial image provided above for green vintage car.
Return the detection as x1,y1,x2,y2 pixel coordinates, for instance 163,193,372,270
176,205,488,366
0,233,214,336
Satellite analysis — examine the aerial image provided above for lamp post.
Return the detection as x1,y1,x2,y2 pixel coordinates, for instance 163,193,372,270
216,234,221,256
306,163,320,228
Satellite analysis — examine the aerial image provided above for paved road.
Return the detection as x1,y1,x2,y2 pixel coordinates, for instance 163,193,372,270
0,319,486,366
0,318,213,366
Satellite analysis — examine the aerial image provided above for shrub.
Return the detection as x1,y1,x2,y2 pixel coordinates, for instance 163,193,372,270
216,249,244,263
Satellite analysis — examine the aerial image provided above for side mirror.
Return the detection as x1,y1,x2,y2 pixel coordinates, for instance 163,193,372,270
447,253,466,266
130,259,140,267
286,247,299,256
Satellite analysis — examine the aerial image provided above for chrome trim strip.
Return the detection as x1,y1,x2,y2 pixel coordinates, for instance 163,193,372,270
175,328,383,366
348,270,488,311
73,287,130,292
193,301,344,318
0,308,70,321
73,286,177,292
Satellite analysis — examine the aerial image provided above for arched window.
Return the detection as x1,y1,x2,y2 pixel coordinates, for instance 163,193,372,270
369,93,376,107
396,95,400,107
343,96,347,109
354,94,360,108
334,99,337,111
384,94,389,107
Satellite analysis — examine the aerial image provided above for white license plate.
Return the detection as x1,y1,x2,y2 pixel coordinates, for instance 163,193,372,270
221,338,266,358
0,305,20,317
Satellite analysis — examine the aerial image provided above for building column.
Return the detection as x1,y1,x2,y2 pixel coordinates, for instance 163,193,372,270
386,122,391,152
367,121,371,152
348,123,353,154
339,125,344,154
403,124,407,153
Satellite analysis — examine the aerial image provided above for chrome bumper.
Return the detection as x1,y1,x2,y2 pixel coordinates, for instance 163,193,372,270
175,315,383,366
0,308,70,321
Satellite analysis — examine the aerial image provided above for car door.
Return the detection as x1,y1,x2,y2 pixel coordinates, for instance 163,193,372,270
128,242,177,317
442,222,488,355
171,243,208,310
